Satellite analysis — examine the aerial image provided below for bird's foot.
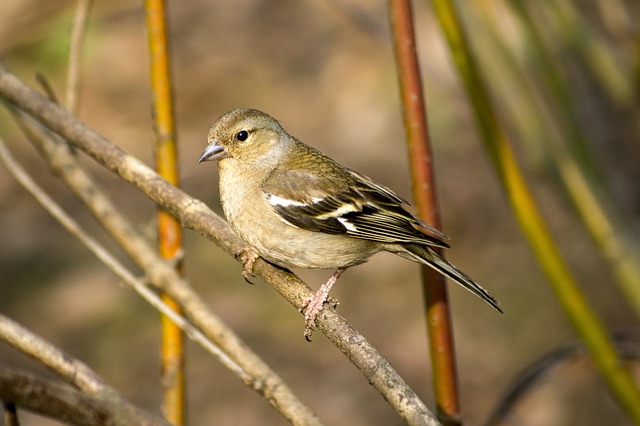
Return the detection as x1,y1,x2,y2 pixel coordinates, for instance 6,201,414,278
234,247,260,283
300,291,332,341
299,268,345,341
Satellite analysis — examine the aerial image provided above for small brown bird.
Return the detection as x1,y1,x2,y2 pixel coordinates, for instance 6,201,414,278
199,108,501,338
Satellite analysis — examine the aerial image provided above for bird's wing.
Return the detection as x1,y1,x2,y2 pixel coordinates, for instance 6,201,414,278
262,167,450,248
347,169,450,242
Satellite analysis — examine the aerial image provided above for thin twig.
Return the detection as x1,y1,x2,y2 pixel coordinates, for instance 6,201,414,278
0,134,247,385
66,0,93,115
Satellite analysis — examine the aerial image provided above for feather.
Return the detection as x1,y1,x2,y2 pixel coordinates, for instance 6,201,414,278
400,244,502,313
262,164,450,249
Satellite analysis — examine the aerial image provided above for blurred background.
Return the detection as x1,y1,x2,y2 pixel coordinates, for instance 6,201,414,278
0,0,638,425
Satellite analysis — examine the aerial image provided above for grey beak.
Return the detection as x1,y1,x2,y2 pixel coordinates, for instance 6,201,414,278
198,141,228,162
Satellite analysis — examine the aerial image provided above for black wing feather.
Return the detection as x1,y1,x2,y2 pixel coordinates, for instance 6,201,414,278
273,204,345,234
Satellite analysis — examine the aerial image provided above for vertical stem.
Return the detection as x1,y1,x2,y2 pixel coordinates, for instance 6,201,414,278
66,0,93,116
388,1,461,424
144,1,185,424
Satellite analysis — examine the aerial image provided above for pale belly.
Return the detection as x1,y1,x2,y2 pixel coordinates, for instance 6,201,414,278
237,220,380,270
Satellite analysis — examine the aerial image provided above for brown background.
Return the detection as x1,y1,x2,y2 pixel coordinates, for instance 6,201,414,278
1,1,638,425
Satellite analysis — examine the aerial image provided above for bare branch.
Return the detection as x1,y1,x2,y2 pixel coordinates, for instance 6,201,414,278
0,315,167,424
0,137,245,377
0,66,439,426
0,368,169,426
6,113,323,426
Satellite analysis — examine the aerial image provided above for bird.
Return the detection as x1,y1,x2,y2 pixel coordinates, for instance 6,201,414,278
199,108,502,339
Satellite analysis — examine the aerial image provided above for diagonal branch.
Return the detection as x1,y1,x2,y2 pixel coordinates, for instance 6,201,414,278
0,314,107,395
0,314,168,425
0,67,440,426
2,114,322,426
0,137,248,385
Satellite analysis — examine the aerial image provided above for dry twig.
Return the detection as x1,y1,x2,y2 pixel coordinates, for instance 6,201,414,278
0,368,169,426
0,124,321,426
0,66,440,426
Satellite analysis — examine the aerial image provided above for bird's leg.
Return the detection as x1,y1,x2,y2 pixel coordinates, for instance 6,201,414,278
301,268,346,340
234,247,260,283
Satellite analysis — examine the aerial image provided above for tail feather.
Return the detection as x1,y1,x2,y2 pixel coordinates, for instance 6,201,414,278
400,245,503,313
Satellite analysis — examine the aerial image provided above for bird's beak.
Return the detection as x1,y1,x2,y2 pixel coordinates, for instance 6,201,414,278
198,140,230,162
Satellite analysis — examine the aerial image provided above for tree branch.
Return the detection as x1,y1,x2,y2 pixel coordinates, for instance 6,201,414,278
0,65,439,426
0,119,322,426
0,368,169,426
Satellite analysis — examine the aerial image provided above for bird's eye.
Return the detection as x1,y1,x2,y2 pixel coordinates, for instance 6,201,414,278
236,130,249,141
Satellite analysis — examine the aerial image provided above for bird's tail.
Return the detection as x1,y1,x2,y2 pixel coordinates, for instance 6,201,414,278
399,244,503,313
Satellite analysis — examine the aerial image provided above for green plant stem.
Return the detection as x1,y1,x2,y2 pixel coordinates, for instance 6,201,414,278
430,0,640,423
471,2,640,321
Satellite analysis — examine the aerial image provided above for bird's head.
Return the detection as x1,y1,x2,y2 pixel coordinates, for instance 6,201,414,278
199,108,289,167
